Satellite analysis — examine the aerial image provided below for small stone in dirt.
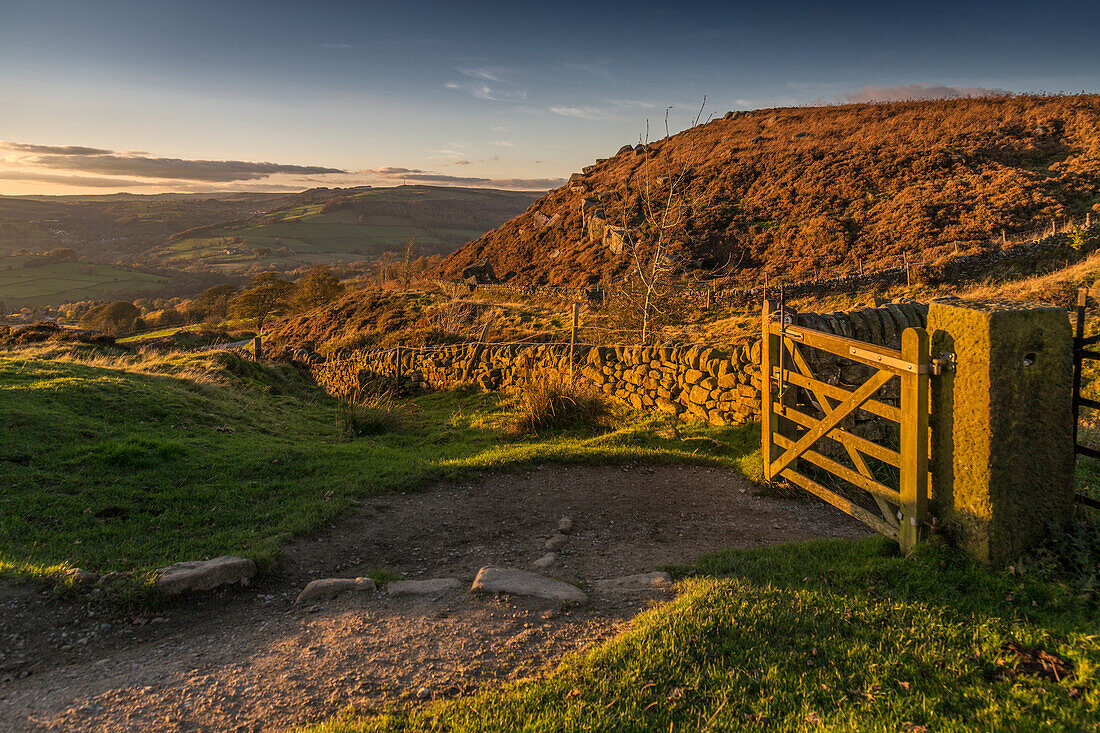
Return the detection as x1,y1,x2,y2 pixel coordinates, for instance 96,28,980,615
532,552,557,569
155,556,257,596
592,572,674,593
472,566,587,604
387,578,462,596
295,577,376,605
557,516,574,534
63,568,100,587
544,533,567,551
657,427,681,440
417,687,432,700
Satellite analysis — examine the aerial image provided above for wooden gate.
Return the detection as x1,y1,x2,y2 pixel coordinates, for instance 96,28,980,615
761,300,930,552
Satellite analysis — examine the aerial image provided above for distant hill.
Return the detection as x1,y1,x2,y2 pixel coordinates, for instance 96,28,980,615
437,94,1100,287
147,186,540,274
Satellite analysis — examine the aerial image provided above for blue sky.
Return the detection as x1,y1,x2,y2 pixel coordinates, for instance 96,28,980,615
1,0,1098,194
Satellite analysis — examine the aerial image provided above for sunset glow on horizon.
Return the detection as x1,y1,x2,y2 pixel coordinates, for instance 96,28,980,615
3,0,1099,196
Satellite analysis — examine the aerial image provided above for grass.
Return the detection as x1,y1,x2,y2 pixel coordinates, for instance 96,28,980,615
0,344,751,587
300,536,1100,732
0,258,169,308
502,370,611,437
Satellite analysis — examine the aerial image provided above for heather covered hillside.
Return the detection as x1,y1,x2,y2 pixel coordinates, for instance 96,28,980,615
438,94,1100,287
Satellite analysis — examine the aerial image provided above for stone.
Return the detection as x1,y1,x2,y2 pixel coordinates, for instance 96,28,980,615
532,553,557,569
155,556,256,596
592,572,673,592
472,566,587,604
928,299,1074,564
63,568,100,587
295,577,376,605
461,259,498,284
387,578,462,596
417,687,432,700
557,516,574,533
544,533,568,551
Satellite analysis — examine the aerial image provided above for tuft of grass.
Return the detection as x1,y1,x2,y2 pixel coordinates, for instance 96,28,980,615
504,369,610,437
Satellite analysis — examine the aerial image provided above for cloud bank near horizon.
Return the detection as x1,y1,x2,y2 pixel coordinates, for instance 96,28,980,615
0,142,562,193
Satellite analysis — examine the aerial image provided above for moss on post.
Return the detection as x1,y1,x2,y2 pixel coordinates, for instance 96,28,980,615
928,299,1074,564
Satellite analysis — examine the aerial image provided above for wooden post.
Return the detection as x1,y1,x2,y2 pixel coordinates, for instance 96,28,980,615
1001,230,1006,247
462,315,495,382
898,327,929,553
904,252,911,287
761,299,780,482
253,335,262,360
569,302,580,374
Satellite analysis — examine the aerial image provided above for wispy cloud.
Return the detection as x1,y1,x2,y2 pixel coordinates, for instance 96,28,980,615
549,106,611,120
838,83,1011,104
362,166,561,190
489,140,516,148
445,66,527,102
0,141,345,183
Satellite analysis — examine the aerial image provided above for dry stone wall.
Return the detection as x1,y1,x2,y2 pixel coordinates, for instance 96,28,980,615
311,301,929,428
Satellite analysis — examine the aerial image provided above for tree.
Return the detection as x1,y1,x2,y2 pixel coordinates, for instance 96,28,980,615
618,99,710,344
80,301,141,335
295,265,344,310
229,273,293,331
192,283,240,323
397,237,419,289
49,247,76,261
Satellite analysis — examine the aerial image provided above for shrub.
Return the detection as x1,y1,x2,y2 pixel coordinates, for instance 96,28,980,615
504,369,609,437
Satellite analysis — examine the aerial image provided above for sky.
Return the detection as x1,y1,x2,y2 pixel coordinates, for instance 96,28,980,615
1,0,1099,196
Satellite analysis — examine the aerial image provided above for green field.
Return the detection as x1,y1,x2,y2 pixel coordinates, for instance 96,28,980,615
0,258,170,308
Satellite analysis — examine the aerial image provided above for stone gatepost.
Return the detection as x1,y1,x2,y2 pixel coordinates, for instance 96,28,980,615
928,299,1074,564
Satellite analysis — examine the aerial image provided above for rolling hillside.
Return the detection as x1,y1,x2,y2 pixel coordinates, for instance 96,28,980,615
149,186,540,274
437,94,1100,287
0,186,538,308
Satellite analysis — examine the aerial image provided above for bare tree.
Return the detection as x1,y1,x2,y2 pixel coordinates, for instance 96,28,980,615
618,98,710,343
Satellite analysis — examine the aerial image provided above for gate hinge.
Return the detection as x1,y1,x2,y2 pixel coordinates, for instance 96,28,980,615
931,352,956,376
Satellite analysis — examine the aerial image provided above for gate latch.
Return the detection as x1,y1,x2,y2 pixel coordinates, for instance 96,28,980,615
931,352,956,376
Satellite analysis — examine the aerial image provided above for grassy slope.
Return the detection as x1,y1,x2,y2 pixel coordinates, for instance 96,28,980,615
305,537,1099,732
0,345,751,581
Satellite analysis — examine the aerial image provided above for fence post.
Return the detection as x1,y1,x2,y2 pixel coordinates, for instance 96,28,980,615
761,299,779,482
898,327,929,553
253,335,262,360
569,302,580,374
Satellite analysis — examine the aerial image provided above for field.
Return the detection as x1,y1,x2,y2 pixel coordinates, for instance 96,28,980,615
0,256,170,308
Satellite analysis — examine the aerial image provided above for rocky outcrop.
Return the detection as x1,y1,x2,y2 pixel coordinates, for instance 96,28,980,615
461,259,498,284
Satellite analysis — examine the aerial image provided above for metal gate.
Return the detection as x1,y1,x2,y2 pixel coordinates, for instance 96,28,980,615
761,300,930,552
1070,287,1100,510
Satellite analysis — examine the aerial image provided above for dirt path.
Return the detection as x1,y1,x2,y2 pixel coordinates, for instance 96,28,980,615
0,464,868,732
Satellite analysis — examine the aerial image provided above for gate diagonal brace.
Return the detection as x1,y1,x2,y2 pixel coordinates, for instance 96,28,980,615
769,369,894,479
783,338,900,526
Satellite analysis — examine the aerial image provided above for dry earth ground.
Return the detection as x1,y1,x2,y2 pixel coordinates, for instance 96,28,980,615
1,464,867,732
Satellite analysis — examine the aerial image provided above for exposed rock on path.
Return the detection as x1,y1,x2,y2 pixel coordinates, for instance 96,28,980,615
295,577,376,605
154,556,256,596
472,567,587,605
